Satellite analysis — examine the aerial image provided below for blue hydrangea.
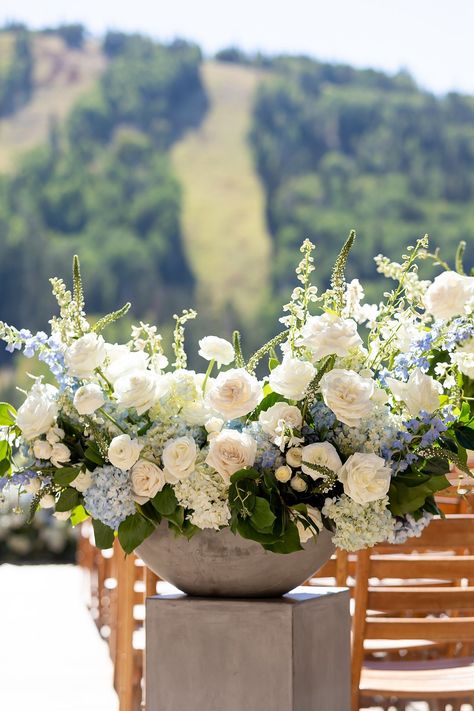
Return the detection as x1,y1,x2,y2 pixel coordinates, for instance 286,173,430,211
84,465,136,531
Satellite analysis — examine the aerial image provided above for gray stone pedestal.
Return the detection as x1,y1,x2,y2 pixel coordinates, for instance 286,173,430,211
146,587,350,711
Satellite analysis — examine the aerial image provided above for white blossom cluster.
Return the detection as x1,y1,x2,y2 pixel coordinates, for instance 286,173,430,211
322,495,395,551
173,466,231,530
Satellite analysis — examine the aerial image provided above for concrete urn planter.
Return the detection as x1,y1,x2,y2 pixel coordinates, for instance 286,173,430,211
136,522,335,598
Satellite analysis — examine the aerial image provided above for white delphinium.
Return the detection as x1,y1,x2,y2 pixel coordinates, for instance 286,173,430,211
342,279,378,326
322,495,395,551
375,254,431,305
173,465,231,530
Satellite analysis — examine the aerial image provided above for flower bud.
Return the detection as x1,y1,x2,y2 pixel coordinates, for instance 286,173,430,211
205,417,224,434
290,475,307,493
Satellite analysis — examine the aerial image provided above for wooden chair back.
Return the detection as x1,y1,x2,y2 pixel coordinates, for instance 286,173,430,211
351,515,474,711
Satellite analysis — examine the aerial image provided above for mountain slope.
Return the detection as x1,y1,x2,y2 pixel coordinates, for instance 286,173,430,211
171,61,272,324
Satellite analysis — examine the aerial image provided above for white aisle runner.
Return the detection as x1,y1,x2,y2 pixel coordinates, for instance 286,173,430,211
0,564,118,711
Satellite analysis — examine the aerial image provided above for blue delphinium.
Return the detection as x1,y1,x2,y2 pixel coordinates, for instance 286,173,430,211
84,465,136,531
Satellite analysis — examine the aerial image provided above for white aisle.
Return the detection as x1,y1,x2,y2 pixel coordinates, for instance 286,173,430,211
0,564,118,711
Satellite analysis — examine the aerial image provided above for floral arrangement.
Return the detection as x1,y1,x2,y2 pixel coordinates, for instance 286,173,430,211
0,233,473,555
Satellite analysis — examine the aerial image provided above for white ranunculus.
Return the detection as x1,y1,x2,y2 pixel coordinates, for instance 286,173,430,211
53,510,71,521
297,506,323,543
108,434,142,471
301,442,342,479
33,439,53,460
73,383,105,415
64,333,107,378
131,460,166,504
319,369,375,428
275,465,292,483
50,443,71,468
114,370,166,415
46,427,65,445
206,368,262,420
387,368,442,416
205,429,257,482
269,356,316,401
286,447,303,468
338,452,392,504
24,477,41,495
205,417,224,434
198,336,235,366
39,494,55,509
16,381,59,441
70,469,93,493
424,271,474,321
297,313,363,360
259,402,303,440
162,436,197,482
104,344,149,384
290,475,307,492
451,338,474,380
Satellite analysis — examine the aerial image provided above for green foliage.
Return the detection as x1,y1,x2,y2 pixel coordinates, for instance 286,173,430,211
0,30,33,117
118,512,155,554
53,467,82,486
151,485,179,516
0,402,16,426
389,471,450,516
92,518,115,549
55,487,80,512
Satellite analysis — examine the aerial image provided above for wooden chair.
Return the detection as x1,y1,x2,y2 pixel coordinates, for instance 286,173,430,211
352,515,474,711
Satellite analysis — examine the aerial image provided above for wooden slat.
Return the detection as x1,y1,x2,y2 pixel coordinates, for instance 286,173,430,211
365,617,474,642
367,586,474,612
370,554,474,579
388,515,474,549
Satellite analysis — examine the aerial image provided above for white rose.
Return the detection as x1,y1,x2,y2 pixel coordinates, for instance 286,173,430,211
205,417,224,434
206,368,262,420
338,452,392,504
319,369,375,428
114,370,167,415
108,434,142,470
269,356,316,401
39,494,55,509
16,382,58,441
64,333,107,378
297,313,363,360
286,447,303,468
387,368,442,416
301,442,342,479
297,506,323,543
33,439,53,460
46,427,65,445
131,460,166,503
50,443,71,468
259,402,302,440
104,344,149,384
451,338,474,380
290,475,307,492
275,465,292,483
24,477,41,495
205,429,257,482
53,510,71,521
162,437,197,482
70,469,93,493
198,336,235,366
73,383,105,415
424,271,474,321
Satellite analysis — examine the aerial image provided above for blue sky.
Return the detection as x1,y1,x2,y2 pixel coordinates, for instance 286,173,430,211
2,0,474,95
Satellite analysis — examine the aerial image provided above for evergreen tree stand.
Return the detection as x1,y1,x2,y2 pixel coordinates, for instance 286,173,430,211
145,587,350,711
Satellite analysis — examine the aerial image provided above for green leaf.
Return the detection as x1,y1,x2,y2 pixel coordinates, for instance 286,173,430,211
55,487,80,512
92,518,115,549
0,402,16,427
53,467,82,486
263,520,303,554
0,459,10,476
167,507,185,532
70,505,89,526
455,425,474,450
389,473,450,516
151,485,178,516
250,497,276,533
247,392,288,421
229,467,260,484
84,443,105,466
236,517,281,545
118,512,155,554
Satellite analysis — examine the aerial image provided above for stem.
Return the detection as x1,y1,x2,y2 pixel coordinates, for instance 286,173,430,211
96,367,113,393
202,359,215,393
98,408,127,433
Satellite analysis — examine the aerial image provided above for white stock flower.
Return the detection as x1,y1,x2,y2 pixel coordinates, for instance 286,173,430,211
386,368,442,416
73,383,105,415
162,436,197,482
301,442,342,479
338,452,392,504
50,443,70,468
424,271,474,321
205,429,257,482
104,344,149,384
33,440,53,460
70,469,93,493
297,506,323,543
131,460,166,503
259,402,302,441
206,368,262,420
269,356,316,401
114,370,166,415
297,313,363,360
319,369,375,428
108,434,142,470
198,336,235,366
16,382,58,441
64,333,107,378
46,427,64,445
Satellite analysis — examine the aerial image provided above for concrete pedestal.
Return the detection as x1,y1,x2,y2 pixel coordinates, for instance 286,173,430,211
146,587,350,711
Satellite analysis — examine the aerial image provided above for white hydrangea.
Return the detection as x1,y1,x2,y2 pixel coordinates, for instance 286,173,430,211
322,495,395,551
333,405,400,457
173,466,231,530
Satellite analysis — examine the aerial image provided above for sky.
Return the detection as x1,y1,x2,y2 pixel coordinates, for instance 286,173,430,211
1,0,474,95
